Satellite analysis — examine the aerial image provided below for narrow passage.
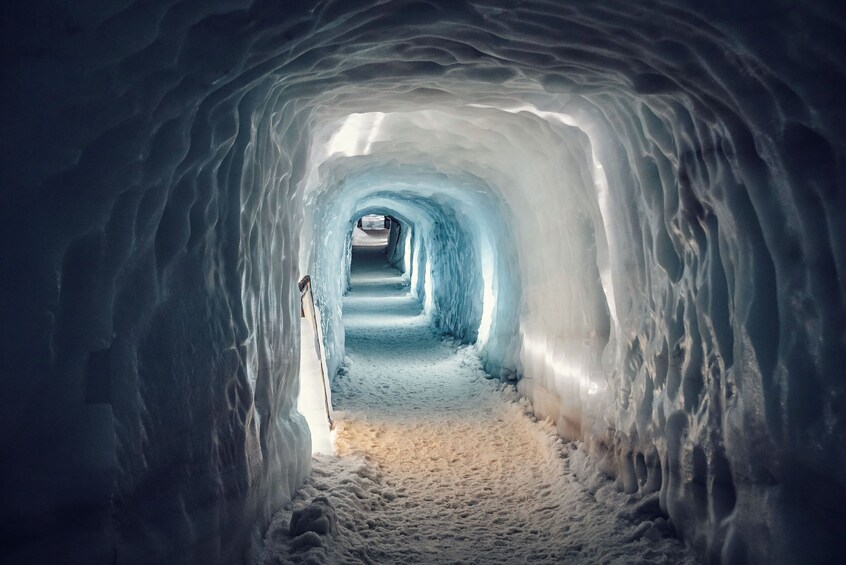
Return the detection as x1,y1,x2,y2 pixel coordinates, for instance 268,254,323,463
262,248,694,564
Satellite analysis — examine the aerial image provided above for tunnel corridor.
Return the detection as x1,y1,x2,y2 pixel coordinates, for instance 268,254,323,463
266,245,693,563
2,1,845,564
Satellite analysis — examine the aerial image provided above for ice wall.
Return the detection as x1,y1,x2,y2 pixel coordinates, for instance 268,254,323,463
2,1,844,563
1,2,317,561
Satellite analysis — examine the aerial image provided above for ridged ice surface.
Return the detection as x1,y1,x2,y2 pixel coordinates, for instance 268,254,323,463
2,1,844,563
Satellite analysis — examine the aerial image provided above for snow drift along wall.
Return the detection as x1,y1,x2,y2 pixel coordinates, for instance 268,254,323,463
2,1,844,563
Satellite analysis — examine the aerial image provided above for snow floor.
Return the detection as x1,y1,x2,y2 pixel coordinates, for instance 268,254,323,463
262,248,696,564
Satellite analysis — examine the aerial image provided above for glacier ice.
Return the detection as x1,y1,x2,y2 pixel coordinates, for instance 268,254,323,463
2,0,845,563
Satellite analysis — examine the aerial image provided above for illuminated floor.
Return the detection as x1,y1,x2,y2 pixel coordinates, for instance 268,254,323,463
262,250,695,564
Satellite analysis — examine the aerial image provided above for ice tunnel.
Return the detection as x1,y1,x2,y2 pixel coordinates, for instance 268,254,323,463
1,1,845,563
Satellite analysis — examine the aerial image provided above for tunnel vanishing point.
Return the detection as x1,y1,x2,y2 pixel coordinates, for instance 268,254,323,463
1,1,845,563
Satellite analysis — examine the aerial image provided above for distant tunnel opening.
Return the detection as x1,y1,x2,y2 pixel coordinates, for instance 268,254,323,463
346,213,410,296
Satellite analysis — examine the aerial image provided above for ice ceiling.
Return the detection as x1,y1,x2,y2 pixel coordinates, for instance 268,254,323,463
2,0,844,563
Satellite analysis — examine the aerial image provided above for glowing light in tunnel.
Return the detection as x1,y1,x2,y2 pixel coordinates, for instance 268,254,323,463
521,331,604,397
476,240,495,347
403,227,412,277
410,237,421,298
424,257,434,315
298,313,334,455
326,112,385,157
589,151,619,337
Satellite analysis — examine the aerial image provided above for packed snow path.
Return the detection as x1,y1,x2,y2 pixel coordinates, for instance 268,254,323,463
262,248,695,564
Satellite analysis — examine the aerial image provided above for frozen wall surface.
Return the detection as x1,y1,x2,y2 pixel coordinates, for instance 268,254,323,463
2,1,845,563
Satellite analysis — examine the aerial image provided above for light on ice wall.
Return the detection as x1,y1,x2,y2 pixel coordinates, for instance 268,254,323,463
410,235,422,299
297,303,334,455
326,113,386,157
423,257,434,315
403,227,412,278
476,239,496,347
